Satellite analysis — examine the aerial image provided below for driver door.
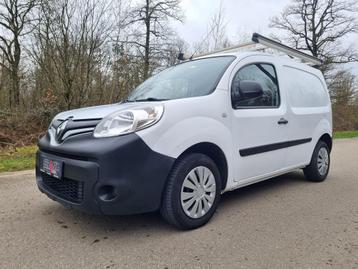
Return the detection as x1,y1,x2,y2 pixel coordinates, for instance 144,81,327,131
230,56,289,182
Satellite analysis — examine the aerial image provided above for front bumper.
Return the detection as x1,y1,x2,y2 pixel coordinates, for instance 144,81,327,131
36,132,175,215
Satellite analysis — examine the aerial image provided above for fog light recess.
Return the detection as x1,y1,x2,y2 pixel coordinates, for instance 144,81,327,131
98,185,118,202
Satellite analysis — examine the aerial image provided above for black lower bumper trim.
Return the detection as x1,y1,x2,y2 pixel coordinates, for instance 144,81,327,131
36,133,175,215
41,172,84,203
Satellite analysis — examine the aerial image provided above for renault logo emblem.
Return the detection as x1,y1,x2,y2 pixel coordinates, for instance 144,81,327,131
56,120,68,135
56,117,72,142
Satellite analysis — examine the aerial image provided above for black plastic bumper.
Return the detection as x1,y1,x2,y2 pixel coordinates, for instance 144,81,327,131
36,132,175,215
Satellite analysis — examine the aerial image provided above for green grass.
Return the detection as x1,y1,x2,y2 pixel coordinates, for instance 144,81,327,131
0,145,37,173
333,130,358,139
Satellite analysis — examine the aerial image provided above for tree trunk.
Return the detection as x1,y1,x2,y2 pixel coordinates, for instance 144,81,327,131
13,37,21,106
11,69,20,107
143,0,150,79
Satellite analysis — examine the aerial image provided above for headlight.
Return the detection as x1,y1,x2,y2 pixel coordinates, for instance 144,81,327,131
93,104,164,138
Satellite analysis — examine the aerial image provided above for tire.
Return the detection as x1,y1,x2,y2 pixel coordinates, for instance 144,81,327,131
303,140,330,182
160,153,222,230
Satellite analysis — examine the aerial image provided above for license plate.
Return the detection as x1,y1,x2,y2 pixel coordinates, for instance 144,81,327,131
40,155,63,179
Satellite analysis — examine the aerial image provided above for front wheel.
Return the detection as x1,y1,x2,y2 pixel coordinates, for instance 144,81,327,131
160,153,221,230
303,140,330,182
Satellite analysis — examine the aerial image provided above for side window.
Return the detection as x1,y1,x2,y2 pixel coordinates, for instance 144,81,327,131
284,67,328,108
231,63,280,108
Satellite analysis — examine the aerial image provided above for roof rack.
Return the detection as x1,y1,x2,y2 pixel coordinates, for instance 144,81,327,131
180,33,322,67
251,33,322,66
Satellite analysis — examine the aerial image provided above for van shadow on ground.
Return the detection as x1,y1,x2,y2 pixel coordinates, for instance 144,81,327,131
42,171,308,235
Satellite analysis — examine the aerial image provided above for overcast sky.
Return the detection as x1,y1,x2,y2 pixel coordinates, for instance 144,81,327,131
170,0,358,74
173,0,291,45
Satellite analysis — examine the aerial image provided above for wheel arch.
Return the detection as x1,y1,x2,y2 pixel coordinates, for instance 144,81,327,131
310,118,332,158
318,133,332,152
177,142,228,190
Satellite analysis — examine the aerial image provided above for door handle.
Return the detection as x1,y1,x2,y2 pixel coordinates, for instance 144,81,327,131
278,118,288,125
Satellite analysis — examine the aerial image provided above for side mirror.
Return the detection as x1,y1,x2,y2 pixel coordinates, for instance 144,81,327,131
232,80,264,105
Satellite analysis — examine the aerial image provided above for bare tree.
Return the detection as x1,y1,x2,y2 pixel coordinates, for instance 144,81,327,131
161,36,188,67
0,0,190,146
31,0,113,110
0,54,6,103
210,1,230,51
125,0,183,79
271,0,358,131
192,1,230,55
270,0,358,70
330,70,357,105
0,0,37,109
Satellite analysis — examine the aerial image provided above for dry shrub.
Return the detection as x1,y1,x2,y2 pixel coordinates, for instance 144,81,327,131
0,111,52,149
0,89,62,149
332,104,358,131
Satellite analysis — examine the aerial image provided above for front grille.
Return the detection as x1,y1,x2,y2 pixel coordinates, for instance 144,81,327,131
51,118,101,142
41,173,84,203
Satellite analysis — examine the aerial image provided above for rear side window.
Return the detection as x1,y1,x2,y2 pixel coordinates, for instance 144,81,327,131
284,67,328,107
231,63,280,108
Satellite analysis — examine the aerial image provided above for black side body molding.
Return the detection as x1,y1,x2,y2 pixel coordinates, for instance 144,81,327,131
239,138,312,157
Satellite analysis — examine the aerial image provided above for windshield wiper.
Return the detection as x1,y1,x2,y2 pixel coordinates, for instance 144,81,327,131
122,99,135,103
122,97,168,103
132,97,169,102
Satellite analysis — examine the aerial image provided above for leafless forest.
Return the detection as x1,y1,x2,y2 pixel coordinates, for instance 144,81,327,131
0,0,357,147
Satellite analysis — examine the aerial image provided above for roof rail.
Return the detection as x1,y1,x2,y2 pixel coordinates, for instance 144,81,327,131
182,33,322,67
186,41,256,60
251,33,322,66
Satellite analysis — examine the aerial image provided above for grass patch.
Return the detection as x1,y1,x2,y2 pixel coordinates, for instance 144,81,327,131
0,145,37,173
333,130,358,139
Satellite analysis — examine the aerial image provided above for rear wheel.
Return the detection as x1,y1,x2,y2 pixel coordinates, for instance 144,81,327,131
160,153,221,230
303,140,330,182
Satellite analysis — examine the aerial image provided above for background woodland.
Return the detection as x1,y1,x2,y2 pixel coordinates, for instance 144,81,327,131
0,0,357,147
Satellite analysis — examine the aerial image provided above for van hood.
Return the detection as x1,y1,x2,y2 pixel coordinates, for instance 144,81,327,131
54,103,143,121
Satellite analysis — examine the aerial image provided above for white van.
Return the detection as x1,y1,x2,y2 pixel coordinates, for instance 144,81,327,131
36,34,332,230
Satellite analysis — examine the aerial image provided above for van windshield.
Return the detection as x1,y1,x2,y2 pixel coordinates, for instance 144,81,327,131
126,56,235,102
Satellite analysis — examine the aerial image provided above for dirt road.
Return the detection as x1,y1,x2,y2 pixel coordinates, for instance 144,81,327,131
0,139,357,268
